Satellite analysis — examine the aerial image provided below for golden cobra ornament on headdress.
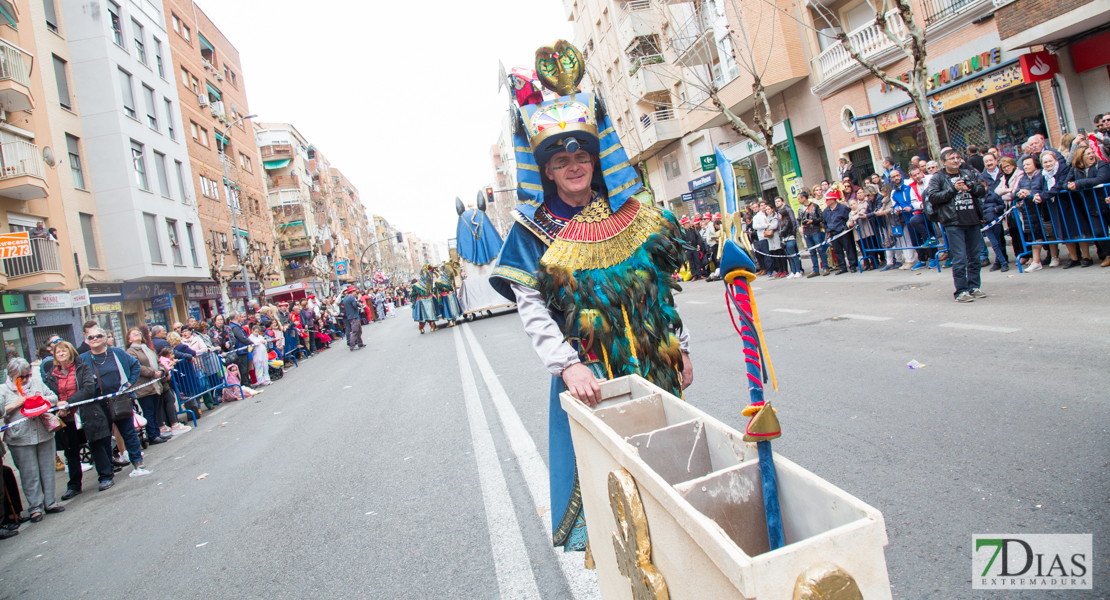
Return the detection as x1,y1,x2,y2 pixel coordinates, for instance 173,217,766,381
535,40,584,96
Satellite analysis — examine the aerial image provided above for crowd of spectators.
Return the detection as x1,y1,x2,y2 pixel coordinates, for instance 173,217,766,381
731,122,1109,299
0,285,409,539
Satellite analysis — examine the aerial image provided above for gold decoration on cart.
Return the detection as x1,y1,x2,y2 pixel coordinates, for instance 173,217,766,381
793,563,864,600
609,468,669,600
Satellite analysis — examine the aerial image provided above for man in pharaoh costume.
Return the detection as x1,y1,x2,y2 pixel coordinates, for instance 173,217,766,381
489,42,694,553
433,262,462,327
411,268,439,334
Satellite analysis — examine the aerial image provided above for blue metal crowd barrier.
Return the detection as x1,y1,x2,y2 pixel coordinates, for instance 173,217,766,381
855,212,947,273
1013,184,1110,272
171,350,242,421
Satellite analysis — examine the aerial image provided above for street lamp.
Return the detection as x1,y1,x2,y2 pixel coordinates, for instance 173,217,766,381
217,113,257,314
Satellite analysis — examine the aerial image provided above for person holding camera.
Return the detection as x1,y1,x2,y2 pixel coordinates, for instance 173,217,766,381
797,191,828,277
925,149,988,302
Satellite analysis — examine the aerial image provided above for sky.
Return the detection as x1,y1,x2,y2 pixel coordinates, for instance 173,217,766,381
198,0,574,250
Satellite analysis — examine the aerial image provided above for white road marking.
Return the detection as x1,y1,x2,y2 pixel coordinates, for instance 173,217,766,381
839,314,893,321
453,328,542,600
462,324,600,600
685,300,707,304
771,308,810,314
939,323,1021,334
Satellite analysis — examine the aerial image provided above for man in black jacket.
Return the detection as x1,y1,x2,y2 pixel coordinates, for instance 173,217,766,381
822,192,857,274
925,148,987,302
341,286,365,351
681,217,708,280
797,191,828,277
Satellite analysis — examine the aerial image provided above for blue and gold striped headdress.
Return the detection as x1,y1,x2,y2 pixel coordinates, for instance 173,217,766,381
512,40,642,211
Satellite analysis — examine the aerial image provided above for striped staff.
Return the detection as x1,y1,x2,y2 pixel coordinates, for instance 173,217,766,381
719,238,785,551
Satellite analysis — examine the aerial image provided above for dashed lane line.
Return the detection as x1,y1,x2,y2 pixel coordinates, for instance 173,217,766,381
462,324,600,600
453,328,542,600
839,314,893,321
939,323,1021,334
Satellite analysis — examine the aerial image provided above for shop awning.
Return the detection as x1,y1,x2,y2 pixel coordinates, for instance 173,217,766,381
264,282,309,296
206,82,221,100
263,159,291,170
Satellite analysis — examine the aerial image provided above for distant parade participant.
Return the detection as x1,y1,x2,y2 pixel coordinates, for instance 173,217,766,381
432,263,462,327
410,272,439,334
489,42,693,553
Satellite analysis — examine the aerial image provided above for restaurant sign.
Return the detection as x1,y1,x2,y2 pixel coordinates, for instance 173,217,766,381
877,63,1025,132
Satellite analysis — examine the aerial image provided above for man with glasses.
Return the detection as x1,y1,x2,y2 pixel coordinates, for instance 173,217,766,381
925,148,988,302
39,321,98,378
78,327,147,489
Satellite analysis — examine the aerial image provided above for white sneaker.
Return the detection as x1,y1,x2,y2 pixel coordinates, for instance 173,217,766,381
1049,258,1060,267
129,467,152,478
1025,262,1043,272
159,426,172,435
170,423,191,435
80,463,92,472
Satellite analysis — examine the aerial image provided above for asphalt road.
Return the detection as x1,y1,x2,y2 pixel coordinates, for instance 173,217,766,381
0,263,1107,599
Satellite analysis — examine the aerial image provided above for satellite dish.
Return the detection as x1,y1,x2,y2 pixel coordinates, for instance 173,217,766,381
42,146,55,168
455,197,465,216
476,190,486,212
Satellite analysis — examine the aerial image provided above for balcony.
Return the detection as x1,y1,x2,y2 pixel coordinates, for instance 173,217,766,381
278,236,313,257
0,141,48,201
637,109,681,156
260,144,293,170
809,10,906,97
668,2,717,67
272,203,307,226
266,174,300,190
3,238,65,290
616,1,664,49
0,38,33,113
628,55,669,99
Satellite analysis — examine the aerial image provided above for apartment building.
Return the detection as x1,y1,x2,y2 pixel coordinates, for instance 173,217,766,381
487,139,515,236
370,215,409,280
63,1,208,337
994,0,1110,134
256,121,324,287
164,0,276,318
562,0,829,216
809,0,1050,177
0,0,92,363
329,167,368,284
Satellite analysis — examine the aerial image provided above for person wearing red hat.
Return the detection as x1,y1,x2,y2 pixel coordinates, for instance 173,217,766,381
2,357,63,521
681,216,709,279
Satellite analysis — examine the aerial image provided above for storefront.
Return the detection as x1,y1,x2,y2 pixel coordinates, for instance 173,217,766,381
0,293,32,365
263,281,313,306
27,289,90,350
183,282,225,321
721,119,803,210
87,283,125,343
228,281,262,314
675,171,720,219
120,282,180,330
859,58,1048,167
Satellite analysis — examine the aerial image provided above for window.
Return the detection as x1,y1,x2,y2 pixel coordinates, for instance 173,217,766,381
79,213,99,269
52,55,70,109
663,151,681,180
109,2,124,47
130,140,148,190
239,153,252,172
198,125,208,147
164,99,175,140
142,85,157,129
174,160,187,201
199,175,220,199
185,223,199,266
190,120,198,140
166,219,183,265
198,33,215,65
44,0,58,34
211,231,228,252
180,66,189,87
171,13,180,34
228,70,237,88
143,213,162,263
191,74,199,95
66,134,84,190
132,20,145,64
153,151,169,197
153,38,164,78
118,68,135,118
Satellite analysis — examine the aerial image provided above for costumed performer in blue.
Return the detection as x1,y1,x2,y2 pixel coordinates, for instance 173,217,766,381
432,262,462,326
410,267,439,334
488,42,694,554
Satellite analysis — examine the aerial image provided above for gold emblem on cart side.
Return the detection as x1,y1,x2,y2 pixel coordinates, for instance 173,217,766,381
609,468,669,600
792,563,864,600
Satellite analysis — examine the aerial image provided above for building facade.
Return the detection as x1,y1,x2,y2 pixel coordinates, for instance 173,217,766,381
164,0,276,319
63,0,207,335
256,121,323,287
995,0,1110,136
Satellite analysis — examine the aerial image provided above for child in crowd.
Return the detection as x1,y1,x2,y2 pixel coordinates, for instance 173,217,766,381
248,325,271,387
222,364,261,401
157,347,176,373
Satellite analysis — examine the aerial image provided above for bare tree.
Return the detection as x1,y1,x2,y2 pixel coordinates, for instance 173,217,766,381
204,235,238,311
761,0,941,158
242,239,279,286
